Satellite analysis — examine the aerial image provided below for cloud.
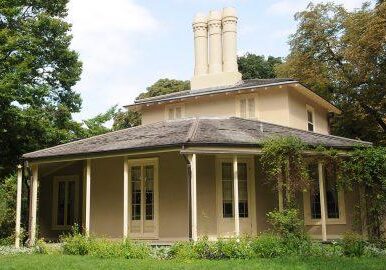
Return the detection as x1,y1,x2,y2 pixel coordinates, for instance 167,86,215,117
67,0,160,121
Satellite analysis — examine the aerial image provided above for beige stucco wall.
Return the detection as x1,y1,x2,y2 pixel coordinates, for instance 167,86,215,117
140,86,330,135
288,86,329,134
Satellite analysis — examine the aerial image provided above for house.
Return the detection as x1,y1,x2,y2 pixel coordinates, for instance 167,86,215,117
16,7,370,247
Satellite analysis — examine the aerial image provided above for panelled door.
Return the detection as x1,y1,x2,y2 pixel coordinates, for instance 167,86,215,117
128,158,159,239
216,157,256,237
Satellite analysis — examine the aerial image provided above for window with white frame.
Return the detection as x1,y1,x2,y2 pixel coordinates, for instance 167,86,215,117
303,164,345,225
166,104,184,120
237,95,256,119
306,105,315,132
52,176,79,229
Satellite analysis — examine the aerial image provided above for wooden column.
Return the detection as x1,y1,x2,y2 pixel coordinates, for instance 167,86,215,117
29,164,38,246
233,155,240,237
189,154,198,241
318,162,327,242
15,165,22,248
278,178,284,212
85,159,91,236
123,157,129,239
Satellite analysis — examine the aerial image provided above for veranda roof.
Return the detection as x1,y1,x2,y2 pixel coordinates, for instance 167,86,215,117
23,117,371,162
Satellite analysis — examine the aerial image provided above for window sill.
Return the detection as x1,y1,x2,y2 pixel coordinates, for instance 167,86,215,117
304,218,346,226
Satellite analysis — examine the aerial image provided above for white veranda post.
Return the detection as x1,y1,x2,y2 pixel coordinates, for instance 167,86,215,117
85,159,91,236
233,155,240,237
15,165,23,248
318,162,327,241
123,157,129,239
29,164,38,246
189,154,198,241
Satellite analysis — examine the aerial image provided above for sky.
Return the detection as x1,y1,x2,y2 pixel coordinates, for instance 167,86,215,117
67,0,366,122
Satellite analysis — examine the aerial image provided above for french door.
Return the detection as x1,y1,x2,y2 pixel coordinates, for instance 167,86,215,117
216,157,256,237
128,158,159,239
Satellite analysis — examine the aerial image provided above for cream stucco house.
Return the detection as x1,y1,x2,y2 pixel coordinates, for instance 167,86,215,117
16,7,371,247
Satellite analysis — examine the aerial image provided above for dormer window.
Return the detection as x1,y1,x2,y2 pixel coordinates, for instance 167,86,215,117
166,104,184,120
306,105,314,132
237,94,256,119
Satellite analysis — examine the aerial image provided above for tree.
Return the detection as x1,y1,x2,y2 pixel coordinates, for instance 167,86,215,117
112,110,141,130
276,3,386,145
238,53,282,80
137,79,190,100
0,0,83,178
82,106,118,137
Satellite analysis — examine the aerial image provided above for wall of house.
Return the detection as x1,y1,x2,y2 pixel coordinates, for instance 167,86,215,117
38,161,84,240
288,86,329,134
140,86,330,135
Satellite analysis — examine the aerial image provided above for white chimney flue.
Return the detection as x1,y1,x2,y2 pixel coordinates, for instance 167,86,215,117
191,7,242,90
193,13,208,76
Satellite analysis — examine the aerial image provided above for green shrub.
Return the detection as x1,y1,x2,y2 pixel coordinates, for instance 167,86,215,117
168,241,197,259
88,238,123,258
121,239,151,259
308,241,343,257
267,209,305,239
35,239,49,254
193,237,217,259
250,233,285,258
340,231,366,257
60,228,92,255
363,244,386,258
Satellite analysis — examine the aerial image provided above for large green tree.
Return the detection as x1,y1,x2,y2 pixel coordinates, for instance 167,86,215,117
238,53,282,80
0,0,83,178
276,2,386,145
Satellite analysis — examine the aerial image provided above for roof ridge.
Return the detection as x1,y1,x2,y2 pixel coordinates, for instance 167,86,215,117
185,117,200,142
230,117,372,145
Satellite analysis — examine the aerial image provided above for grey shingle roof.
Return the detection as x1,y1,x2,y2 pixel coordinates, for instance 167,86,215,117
130,78,296,106
23,117,371,161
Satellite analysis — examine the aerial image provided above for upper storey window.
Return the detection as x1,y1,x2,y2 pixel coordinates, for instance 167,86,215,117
306,105,315,132
166,104,184,120
237,94,257,119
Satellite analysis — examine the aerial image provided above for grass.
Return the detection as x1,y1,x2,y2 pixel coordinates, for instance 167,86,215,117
0,254,385,270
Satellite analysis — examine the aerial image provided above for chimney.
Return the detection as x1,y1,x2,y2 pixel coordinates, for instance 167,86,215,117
191,7,242,90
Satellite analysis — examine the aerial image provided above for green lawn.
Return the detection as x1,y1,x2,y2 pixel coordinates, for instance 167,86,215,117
0,255,385,270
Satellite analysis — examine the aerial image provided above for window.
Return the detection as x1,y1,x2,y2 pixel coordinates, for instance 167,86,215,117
303,164,345,225
306,105,315,132
221,162,249,218
238,95,256,119
52,176,79,229
166,104,184,120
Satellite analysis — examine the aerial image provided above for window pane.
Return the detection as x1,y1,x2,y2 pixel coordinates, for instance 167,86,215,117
145,165,154,220
238,163,248,218
308,123,314,132
248,98,255,118
175,107,182,119
326,171,339,218
222,163,233,218
307,110,313,122
57,181,65,226
67,181,76,225
240,99,247,118
308,164,321,219
131,166,142,220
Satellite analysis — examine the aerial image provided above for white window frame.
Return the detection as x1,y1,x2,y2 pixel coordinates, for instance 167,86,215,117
52,175,79,230
303,169,346,225
127,157,159,239
235,94,258,119
306,105,315,132
165,103,185,120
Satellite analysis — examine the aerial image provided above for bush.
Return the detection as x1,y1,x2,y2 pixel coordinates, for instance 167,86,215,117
250,233,285,258
340,231,366,257
214,237,253,259
61,228,92,255
168,241,197,259
121,239,151,259
267,209,305,239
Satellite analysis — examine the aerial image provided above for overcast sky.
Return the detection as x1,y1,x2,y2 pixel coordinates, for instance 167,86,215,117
68,0,366,122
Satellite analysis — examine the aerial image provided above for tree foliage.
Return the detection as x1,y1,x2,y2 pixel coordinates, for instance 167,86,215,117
136,79,190,100
276,2,386,145
340,147,386,241
260,136,309,208
0,0,83,178
238,54,282,80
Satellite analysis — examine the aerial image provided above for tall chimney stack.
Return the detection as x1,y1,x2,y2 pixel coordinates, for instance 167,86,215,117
191,7,242,90
193,13,208,76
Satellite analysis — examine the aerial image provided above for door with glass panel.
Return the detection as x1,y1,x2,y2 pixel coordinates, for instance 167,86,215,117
216,158,256,237
128,158,159,239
